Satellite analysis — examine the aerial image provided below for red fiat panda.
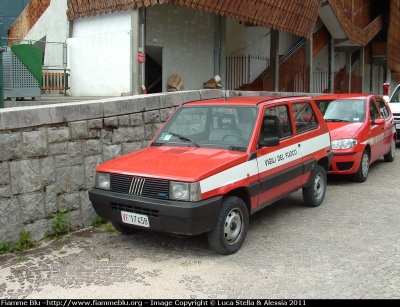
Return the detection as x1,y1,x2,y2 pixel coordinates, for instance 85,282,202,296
313,94,396,182
89,96,333,255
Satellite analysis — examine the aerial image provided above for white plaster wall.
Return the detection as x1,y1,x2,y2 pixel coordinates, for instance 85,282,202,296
67,11,132,96
22,0,68,68
145,5,215,91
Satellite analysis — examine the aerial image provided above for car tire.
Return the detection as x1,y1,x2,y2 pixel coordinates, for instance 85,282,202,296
207,196,249,255
353,149,369,182
112,221,139,235
302,165,326,207
384,138,396,162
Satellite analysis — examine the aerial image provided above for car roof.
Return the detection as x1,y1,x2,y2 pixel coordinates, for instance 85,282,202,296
182,95,311,106
313,93,379,100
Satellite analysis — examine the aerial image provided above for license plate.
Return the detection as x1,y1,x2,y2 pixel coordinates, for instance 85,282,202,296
121,211,150,227
396,124,400,129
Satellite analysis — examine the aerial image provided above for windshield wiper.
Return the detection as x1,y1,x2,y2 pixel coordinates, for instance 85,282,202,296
325,119,351,122
168,132,200,147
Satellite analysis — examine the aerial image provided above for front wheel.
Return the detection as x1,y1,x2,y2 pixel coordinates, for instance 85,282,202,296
112,221,139,234
384,138,396,162
302,165,327,207
353,149,369,182
207,196,249,255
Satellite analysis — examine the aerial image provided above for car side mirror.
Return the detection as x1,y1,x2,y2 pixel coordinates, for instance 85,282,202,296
258,136,280,149
371,118,385,126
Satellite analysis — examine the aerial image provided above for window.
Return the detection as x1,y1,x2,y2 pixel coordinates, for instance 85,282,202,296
370,100,381,120
259,105,292,144
292,102,319,134
375,98,389,118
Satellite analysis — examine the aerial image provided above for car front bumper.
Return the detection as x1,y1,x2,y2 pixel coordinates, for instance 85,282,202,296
328,149,363,175
89,188,223,236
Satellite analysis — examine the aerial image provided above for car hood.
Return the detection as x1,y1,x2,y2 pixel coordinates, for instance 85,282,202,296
388,102,400,113
96,146,248,182
326,122,363,139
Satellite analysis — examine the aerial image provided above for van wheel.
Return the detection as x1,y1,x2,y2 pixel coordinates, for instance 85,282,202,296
353,150,369,182
302,165,326,207
207,196,249,255
384,138,396,162
112,221,139,234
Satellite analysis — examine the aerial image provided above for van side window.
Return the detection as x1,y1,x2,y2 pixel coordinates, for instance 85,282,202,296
259,105,292,143
375,98,389,118
292,102,319,134
370,100,381,120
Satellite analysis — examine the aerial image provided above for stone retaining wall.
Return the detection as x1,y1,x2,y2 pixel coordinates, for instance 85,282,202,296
0,89,303,244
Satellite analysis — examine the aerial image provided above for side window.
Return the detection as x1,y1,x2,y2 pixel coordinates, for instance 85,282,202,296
370,100,381,120
259,105,292,142
375,98,389,118
292,102,319,134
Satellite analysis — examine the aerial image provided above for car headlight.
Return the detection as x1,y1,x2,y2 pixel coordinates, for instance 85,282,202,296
169,181,201,201
95,172,110,190
331,138,358,149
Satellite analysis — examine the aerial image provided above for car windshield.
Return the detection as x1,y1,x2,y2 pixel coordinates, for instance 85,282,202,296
316,99,366,123
152,105,258,150
390,87,400,103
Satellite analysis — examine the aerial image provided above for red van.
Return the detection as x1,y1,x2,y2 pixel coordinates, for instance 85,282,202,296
89,96,333,254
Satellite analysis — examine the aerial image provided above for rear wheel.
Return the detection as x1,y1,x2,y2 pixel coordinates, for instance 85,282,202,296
302,165,326,207
207,196,249,255
384,138,396,162
353,149,369,182
112,221,139,234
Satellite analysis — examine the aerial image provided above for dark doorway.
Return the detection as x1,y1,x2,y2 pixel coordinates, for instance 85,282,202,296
145,46,163,94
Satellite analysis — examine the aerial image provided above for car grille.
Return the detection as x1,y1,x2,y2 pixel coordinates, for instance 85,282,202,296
110,174,169,199
110,202,159,217
336,162,354,171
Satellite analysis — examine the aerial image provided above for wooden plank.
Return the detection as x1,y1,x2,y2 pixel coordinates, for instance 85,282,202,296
219,0,231,17
76,0,86,18
121,0,130,10
232,0,244,19
107,0,116,13
115,0,123,11
250,0,263,25
241,0,257,23
87,0,97,16
96,0,104,15
191,0,200,10
67,0,77,20
212,0,224,15
127,0,137,9
202,0,214,13
197,0,208,11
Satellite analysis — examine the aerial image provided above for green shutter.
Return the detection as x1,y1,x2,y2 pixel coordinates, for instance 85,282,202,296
11,44,43,87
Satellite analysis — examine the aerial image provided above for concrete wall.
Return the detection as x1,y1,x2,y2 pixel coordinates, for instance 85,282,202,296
145,5,215,91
